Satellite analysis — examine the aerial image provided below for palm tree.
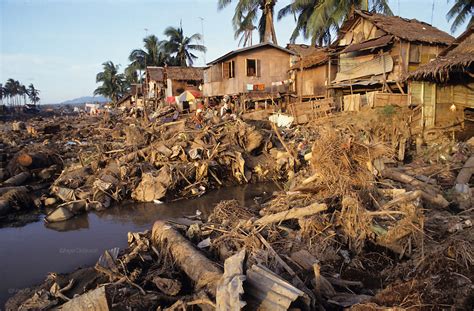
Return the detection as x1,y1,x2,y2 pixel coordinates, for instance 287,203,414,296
4,79,19,107
218,0,278,44
447,0,473,33
236,20,257,47
94,61,126,104
231,6,258,47
128,34,172,83
163,26,207,66
19,84,28,105
279,0,392,46
0,84,4,105
129,35,169,69
27,84,40,105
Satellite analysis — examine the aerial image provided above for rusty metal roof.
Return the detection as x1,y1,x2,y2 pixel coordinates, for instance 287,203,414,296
341,35,393,53
246,264,304,310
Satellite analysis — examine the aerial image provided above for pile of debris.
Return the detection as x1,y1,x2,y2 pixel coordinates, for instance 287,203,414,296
7,107,473,310
1,108,297,224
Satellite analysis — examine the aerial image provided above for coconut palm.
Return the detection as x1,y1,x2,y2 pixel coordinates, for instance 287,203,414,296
129,35,169,69
94,61,126,104
236,19,257,47
19,84,28,105
27,84,40,105
4,79,20,107
163,26,207,66
218,0,278,44
128,35,169,82
447,0,473,33
0,84,4,105
279,0,392,46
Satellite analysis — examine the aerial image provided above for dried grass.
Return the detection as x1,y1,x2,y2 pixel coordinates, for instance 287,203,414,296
310,126,392,195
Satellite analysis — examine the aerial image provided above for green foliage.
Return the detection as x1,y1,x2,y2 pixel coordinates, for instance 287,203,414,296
218,0,278,45
1,79,39,106
447,0,473,33
94,61,127,104
278,0,392,46
164,26,207,66
380,104,396,117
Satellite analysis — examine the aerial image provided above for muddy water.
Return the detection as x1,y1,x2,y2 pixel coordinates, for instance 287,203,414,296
0,182,278,306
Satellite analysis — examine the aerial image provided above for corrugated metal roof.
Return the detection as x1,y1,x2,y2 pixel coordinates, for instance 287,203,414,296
246,264,304,310
341,35,393,54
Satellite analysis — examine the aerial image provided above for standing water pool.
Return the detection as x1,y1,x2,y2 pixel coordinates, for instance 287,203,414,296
0,182,278,306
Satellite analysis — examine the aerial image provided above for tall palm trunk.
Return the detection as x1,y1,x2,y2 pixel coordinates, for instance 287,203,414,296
262,0,277,44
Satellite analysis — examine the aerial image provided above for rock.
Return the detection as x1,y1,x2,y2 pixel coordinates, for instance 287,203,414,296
45,207,74,223
44,197,57,206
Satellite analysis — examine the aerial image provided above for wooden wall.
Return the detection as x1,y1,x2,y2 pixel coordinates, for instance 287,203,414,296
336,17,444,85
203,46,291,97
295,65,333,97
409,81,473,128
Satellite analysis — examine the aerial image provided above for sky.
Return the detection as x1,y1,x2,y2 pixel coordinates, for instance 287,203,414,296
0,0,469,104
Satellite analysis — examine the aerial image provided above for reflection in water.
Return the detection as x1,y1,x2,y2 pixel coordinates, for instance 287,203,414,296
0,182,278,306
45,215,90,232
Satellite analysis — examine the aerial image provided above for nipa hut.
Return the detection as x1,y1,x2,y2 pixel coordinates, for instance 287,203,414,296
330,10,454,111
407,25,474,131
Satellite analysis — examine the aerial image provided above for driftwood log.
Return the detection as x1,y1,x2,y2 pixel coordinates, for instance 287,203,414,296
381,168,449,207
151,221,223,296
17,152,57,169
456,155,474,185
1,172,31,186
255,202,327,227
0,183,49,196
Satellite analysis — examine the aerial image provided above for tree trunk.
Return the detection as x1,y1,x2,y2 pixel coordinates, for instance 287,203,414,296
17,152,57,170
151,221,223,296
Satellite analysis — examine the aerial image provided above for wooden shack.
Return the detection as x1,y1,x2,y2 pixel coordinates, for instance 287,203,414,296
203,42,295,101
165,67,204,97
146,67,164,99
146,66,204,98
330,10,454,109
287,44,336,99
407,26,474,130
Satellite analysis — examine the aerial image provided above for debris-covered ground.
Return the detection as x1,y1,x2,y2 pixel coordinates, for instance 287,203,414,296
0,106,291,226
3,106,474,310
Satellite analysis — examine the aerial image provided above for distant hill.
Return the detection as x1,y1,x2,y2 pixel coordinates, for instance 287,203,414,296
60,96,109,105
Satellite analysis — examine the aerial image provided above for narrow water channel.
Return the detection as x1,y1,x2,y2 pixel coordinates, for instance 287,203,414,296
0,182,278,306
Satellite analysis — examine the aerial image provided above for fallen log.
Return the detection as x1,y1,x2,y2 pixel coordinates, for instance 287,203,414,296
151,221,223,296
0,189,33,215
456,155,474,185
381,168,439,195
382,190,448,209
255,202,327,227
1,172,31,186
0,183,49,196
17,152,57,169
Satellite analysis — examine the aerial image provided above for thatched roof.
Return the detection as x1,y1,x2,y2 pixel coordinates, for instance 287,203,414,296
146,66,204,82
286,44,320,57
407,26,474,83
291,48,329,70
339,10,454,46
166,66,204,81
147,67,164,82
